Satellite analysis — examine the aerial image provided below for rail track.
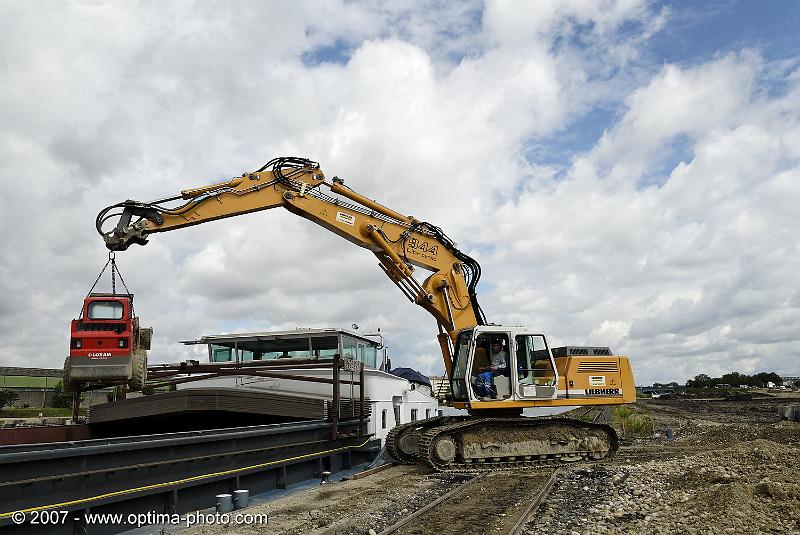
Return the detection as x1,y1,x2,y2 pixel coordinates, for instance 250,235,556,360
380,468,559,535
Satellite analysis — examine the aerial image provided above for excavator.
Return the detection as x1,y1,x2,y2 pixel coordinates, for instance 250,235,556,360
96,157,636,472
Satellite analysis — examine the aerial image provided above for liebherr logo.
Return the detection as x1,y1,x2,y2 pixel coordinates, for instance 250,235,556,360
407,237,439,260
586,388,621,396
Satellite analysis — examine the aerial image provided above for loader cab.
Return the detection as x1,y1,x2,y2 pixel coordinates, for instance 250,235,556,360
449,327,558,404
66,293,150,391
83,294,133,321
70,294,135,356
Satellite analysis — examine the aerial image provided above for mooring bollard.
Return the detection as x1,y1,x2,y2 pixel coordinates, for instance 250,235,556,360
320,471,331,485
234,489,249,509
216,493,233,514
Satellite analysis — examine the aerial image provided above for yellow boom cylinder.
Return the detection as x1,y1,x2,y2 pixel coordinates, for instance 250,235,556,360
181,176,244,199
367,227,414,278
331,181,413,224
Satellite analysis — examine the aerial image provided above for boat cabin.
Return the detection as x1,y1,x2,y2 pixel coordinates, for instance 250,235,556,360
179,328,438,445
183,328,386,370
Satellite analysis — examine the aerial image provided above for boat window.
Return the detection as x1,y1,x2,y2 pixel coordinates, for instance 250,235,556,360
342,336,358,360
363,345,377,368
244,337,313,360
87,301,124,320
211,345,232,362
310,336,339,359
342,336,378,368
208,334,379,365
206,335,347,363
265,350,310,359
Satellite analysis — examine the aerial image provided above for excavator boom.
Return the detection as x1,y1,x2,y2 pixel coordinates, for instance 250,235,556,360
97,157,484,374
96,155,636,472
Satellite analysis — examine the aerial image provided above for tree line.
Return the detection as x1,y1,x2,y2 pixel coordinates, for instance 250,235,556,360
683,371,783,389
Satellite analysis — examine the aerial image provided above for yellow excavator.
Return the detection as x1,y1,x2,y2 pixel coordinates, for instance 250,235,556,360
97,157,635,472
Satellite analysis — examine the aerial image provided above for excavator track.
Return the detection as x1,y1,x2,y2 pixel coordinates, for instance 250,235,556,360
385,416,456,464
388,416,618,472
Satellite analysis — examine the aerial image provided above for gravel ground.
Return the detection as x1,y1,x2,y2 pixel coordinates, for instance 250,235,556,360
532,398,800,535
180,465,467,535
179,396,800,535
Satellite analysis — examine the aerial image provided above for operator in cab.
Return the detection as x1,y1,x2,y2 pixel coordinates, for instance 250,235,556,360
475,337,509,400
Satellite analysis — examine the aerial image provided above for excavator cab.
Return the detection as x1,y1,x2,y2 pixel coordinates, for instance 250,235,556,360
450,326,559,405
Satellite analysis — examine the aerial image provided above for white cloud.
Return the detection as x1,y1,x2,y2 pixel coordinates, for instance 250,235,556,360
1,1,798,389
589,52,761,187
484,50,800,384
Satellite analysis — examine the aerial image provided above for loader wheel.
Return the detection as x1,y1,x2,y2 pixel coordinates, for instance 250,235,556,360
62,358,79,393
129,350,147,392
138,327,153,351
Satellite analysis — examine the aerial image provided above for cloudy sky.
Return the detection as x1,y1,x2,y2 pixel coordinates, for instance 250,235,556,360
1,0,799,385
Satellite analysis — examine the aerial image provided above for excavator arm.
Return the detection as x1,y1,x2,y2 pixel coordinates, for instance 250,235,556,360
98,156,636,473
97,157,486,373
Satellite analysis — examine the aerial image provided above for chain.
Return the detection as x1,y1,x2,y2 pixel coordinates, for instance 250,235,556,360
80,251,135,317
114,263,132,296
84,256,112,297
110,251,116,294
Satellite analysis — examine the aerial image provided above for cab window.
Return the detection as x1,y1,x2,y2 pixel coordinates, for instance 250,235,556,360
450,330,473,400
87,301,124,320
452,330,473,380
516,335,555,386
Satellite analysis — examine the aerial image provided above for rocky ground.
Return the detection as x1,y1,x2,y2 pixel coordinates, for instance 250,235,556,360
180,396,800,535
533,397,800,535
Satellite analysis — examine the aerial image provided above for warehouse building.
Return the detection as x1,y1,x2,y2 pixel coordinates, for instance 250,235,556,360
0,367,108,407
